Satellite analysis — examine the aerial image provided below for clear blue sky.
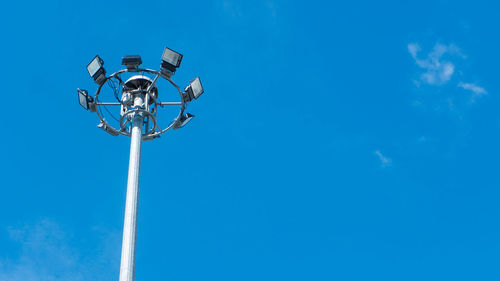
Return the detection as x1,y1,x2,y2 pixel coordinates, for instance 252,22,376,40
1,1,499,280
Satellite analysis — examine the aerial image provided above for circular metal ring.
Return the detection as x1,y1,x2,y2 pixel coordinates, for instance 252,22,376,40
93,68,186,137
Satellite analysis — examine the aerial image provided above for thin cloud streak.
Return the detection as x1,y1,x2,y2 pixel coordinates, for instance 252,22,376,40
458,82,487,101
374,150,392,168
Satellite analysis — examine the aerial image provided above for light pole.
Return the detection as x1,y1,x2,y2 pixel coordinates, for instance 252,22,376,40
77,47,204,281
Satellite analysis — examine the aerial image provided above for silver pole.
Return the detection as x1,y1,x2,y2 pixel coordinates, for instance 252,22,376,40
119,96,144,281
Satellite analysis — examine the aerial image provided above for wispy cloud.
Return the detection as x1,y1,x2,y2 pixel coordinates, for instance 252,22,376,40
0,219,83,281
374,150,392,168
458,82,488,101
0,219,119,281
408,42,487,109
408,43,463,85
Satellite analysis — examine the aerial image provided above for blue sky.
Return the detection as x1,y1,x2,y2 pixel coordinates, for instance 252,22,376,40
1,0,500,280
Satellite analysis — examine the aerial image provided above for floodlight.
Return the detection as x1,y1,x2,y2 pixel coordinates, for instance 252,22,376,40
174,113,195,130
142,134,160,141
98,121,119,136
122,55,142,69
87,55,106,85
77,88,95,111
184,77,204,102
161,47,183,75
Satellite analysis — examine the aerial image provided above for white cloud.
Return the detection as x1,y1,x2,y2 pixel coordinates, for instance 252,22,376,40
409,41,487,111
0,219,119,281
408,43,420,59
458,82,487,101
408,43,463,85
0,219,83,281
374,150,392,168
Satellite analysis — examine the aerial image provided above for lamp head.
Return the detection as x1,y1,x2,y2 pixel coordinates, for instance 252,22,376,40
184,77,204,102
174,113,195,129
122,55,142,69
87,55,106,85
161,47,183,76
77,88,95,112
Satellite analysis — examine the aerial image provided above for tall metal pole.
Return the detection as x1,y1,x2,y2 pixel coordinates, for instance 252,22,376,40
119,95,144,281
79,51,203,281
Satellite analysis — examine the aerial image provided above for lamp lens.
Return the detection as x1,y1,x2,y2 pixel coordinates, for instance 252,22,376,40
162,48,181,67
191,77,203,98
78,92,88,109
87,58,101,77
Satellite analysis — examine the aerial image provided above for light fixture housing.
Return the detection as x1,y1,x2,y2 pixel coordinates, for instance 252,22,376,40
77,88,96,111
122,55,142,69
184,77,204,102
174,113,195,130
142,134,160,141
87,55,106,85
161,47,183,76
97,121,119,136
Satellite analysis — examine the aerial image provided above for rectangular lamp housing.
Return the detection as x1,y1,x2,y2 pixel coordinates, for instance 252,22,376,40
77,89,93,110
122,55,142,69
184,77,204,102
87,55,105,78
161,47,183,72
174,113,195,130
97,121,119,136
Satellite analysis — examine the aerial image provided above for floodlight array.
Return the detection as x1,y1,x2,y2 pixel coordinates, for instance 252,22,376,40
78,46,205,138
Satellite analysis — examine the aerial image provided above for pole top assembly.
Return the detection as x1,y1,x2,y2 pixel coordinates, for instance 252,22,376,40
77,48,205,141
